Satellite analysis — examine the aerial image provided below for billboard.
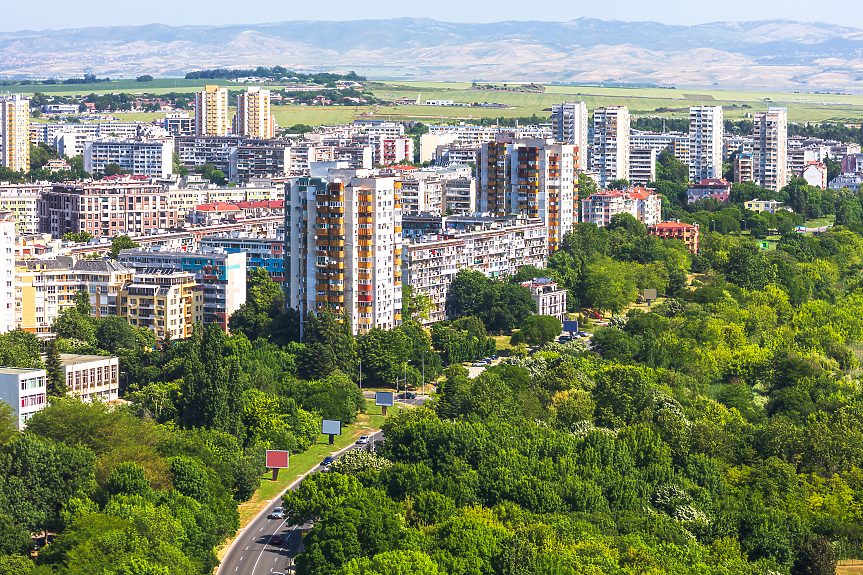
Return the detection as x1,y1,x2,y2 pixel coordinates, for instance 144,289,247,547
375,391,394,407
643,289,658,301
562,320,578,333
265,450,290,469
321,419,342,435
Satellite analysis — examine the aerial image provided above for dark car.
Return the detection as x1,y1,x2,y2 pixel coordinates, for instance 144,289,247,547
270,535,283,545
398,392,417,399
321,456,335,466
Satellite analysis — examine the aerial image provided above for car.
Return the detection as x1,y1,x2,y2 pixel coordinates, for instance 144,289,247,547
321,456,335,466
577,331,589,337
271,507,284,519
559,336,571,342
491,354,499,360
270,535,283,545
471,362,486,367
481,358,492,364
356,436,369,444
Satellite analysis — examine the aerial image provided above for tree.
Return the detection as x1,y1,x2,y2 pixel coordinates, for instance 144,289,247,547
228,267,286,341
62,232,93,243
578,173,599,200
75,289,92,316
481,282,536,334
52,309,94,344
136,75,154,82
45,338,66,397
790,535,836,575
448,269,489,319
102,163,127,177
181,324,244,438
94,315,138,352
102,462,152,500
402,285,434,322
510,315,562,346
583,256,638,314
110,235,139,259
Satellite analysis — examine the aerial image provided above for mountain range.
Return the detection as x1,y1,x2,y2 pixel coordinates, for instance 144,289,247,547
2,18,863,89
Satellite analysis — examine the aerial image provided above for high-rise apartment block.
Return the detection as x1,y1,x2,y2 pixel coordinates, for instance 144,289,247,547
592,106,630,189
118,270,202,340
285,171,403,334
234,87,275,139
1,95,30,172
689,106,724,182
0,212,14,333
195,85,230,136
753,107,788,193
551,101,588,170
628,147,657,185
478,136,576,251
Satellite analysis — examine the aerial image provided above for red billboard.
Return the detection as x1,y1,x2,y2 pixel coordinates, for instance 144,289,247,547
266,450,290,469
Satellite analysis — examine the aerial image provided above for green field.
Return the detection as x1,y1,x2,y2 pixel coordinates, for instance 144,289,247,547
12,78,863,127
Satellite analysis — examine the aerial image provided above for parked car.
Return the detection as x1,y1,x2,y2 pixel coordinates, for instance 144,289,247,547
577,331,589,337
321,456,335,466
356,435,370,444
271,507,284,519
491,354,499,360
559,336,571,342
270,535,283,545
471,362,486,367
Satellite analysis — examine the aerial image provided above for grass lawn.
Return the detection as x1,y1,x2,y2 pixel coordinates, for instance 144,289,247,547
805,217,835,229
215,399,405,561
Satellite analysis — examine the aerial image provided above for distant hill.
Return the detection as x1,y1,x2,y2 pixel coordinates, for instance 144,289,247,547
2,18,863,90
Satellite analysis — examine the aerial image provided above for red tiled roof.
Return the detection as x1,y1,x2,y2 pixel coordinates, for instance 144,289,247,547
195,203,242,212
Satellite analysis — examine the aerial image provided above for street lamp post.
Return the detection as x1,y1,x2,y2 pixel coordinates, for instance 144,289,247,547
711,219,715,232
359,359,362,389
422,351,426,397
404,360,412,404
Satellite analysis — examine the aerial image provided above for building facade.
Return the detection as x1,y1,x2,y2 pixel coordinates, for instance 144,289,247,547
83,138,173,178
285,171,403,334
402,215,547,323
195,85,230,137
0,212,14,333
38,181,178,238
689,106,724,182
117,248,246,333
58,354,119,402
1,95,30,172
687,178,732,204
234,87,275,139
753,107,788,193
0,367,46,428
200,234,286,285
119,270,202,340
581,188,661,227
521,278,567,323
551,101,588,170
801,162,828,189
648,221,700,253
628,147,657,185
592,106,630,189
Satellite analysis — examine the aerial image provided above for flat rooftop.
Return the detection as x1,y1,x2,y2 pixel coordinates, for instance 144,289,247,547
57,354,115,366
0,366,45,375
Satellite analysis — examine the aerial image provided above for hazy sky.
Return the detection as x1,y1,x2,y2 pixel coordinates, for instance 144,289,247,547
3,0,861,32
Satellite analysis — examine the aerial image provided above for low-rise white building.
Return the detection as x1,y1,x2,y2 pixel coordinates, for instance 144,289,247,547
0,367,47,428
829,173,863,192
521,277,567,323
58,354,120,402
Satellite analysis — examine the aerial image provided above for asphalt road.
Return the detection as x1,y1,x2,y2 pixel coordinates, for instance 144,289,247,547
218,395,428,575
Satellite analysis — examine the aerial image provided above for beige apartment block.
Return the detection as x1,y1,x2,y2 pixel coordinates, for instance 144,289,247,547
119,270,202,340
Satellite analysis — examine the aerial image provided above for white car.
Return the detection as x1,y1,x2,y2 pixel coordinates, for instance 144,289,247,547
356,436,370,444
471,362,486,367
271,507,284,519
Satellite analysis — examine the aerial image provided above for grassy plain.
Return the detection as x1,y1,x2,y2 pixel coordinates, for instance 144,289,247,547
12,78,863,126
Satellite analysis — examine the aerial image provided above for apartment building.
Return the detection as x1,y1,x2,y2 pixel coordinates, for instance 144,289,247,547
195,85,230,136
0,212,15,333
0,367,47,428
0,194,40,235
840,153,863,174
228,141,290,182
581,187,661,227
551,101,588,170
400,177,445,215
372,135,414,165
117,248,246,333
734,153,755,184
402,214,547,323
38,181,178,239
801,162,828,189
723,134,755,159
628,147,657,185
175,136,242,174
59,354,120,402
689,106,724,182
478,135,576,251
443,177,476,214
16,258,134,333
1,95,30,172
629,130,687,157
165,112,195,136
119,270,202,339
753,107,788,192
234,87,275,139
592,106,630,189
745,198,789,213
829,173,863,192
285,171,402,333
648,221,700,253
788,147,820,178
687,178,732,204
83,138,173,178
521,277,567,323
433,142,480,166
200,234,285,285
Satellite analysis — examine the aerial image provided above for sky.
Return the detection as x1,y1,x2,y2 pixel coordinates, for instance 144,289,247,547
2,0,861,32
